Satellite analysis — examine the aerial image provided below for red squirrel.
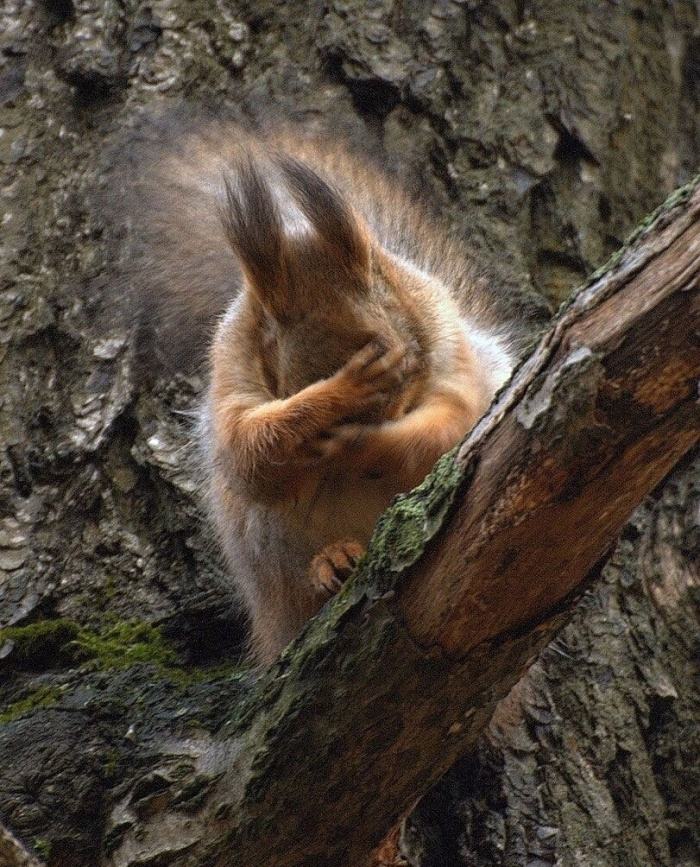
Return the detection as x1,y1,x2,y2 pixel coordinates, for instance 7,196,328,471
112,117,524,664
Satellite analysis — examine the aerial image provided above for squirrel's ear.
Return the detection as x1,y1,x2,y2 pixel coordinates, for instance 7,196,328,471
277,156,370,280
221,160,290,318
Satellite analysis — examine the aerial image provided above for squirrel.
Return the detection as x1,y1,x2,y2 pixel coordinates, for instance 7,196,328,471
109,115,531,665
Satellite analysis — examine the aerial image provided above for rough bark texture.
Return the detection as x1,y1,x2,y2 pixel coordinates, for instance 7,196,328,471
0,2,698,866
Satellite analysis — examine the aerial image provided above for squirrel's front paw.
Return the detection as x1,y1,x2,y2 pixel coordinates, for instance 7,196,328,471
309,539,365,597
297,424,366,465
336,339,416,412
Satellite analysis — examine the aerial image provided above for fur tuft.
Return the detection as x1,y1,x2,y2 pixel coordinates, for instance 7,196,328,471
276,155,370,278
221,160,287,318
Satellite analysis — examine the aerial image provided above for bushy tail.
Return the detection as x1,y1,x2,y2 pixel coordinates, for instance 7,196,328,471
100,110,246,373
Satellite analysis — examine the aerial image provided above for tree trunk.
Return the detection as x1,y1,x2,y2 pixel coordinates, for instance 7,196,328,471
0,2,698,866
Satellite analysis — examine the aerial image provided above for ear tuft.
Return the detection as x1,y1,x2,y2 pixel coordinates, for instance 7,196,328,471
221,158,288,315
276,156,370,277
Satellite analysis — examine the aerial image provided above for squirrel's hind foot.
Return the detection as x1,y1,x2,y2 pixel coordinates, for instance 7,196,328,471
309,539,365,598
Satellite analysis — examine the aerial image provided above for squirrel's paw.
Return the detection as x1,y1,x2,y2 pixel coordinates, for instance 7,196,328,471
337,340,418,409
299,424,366,464
309,539,365,597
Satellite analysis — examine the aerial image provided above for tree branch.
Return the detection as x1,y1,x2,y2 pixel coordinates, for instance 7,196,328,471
89,178,700,865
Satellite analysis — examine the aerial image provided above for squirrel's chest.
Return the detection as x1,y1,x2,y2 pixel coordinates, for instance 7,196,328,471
286,471,400,547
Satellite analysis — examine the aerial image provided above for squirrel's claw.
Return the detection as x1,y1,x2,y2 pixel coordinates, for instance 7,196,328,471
309,539,365,598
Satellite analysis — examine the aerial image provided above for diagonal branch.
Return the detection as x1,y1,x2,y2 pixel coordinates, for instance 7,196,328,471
104,178,699,867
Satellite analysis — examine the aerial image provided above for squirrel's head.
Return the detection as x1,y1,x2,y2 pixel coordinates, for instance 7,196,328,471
221,154,431,407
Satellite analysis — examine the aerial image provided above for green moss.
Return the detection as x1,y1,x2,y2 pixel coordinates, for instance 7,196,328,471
0,619,81,668
72,620,179,671
1,616,252,703
360,447,465,591
33,839,52,860
0,685,62,723
0,617,182,674
72,621,254,687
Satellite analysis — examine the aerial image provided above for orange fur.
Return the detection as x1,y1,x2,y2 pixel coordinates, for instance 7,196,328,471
113,116,523,664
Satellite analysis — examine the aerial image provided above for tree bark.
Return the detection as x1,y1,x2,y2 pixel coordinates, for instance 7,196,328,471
1,2,698,866
2,175,698,867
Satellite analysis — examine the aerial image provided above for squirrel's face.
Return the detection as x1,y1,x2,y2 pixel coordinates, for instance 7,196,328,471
274,309,398,387
263,257,430,423
274,312,372,396
223,151,431,414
